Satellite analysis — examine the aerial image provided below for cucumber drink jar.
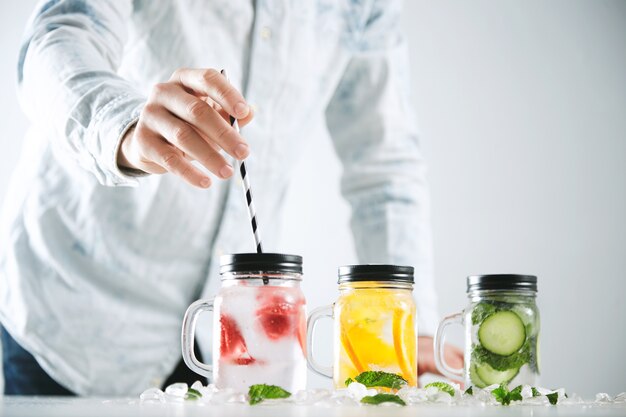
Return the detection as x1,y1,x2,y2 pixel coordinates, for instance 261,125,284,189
434,274,540,388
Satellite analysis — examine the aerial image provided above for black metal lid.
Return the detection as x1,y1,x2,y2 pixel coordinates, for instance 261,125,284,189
338,264,414,284
466,274,537,292
220,253,303,275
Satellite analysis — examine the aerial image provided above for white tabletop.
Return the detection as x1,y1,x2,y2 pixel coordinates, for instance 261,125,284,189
1,397,626,417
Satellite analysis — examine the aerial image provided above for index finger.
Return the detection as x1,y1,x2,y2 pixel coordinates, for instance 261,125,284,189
170,68,250,120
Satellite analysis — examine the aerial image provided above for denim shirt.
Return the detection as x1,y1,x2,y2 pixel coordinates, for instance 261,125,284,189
0,0,438,395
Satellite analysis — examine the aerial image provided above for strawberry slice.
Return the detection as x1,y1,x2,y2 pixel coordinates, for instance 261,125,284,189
220,314,255,365
256,288,304,341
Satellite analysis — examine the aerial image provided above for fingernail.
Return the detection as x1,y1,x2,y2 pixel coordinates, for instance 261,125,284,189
200,178,211,188
234,143,249,159
234,102,249,118
219,164,234,179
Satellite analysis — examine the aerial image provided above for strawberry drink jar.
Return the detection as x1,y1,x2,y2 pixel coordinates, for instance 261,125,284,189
182,253,306,392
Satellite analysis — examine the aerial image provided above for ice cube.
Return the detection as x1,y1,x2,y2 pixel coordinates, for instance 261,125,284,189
425,386,439,397
165,382,188,397
475,388,498,405
139,387,165,403
293,389,331,405
347,382,367,399
227,393,247,403
559,393,584,405
433,391,453,404
614,392,626,403
191,381,204,391
554,388,567,398
449,382,462,398
520,385,533,399
313,389,359,407
209,388,237,404
397,386,428,404
413,390,431,404
535,386,553,396
595,393,612,403
346,382,376,401
197,384,219,403
521,396,549,406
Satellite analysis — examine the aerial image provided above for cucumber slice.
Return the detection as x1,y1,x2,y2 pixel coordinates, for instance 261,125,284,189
469,364,488,388
475,362,519,386
478,311,526,356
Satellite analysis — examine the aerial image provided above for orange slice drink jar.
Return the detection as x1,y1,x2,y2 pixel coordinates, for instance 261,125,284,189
307,265,418,388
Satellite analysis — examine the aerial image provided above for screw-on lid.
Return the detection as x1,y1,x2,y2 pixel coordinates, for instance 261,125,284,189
466,274,537,292
220,253,303,275
338,264,414,284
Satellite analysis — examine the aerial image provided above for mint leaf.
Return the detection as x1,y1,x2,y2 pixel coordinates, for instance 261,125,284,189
531,387,541,397
546,392,559,405
472,344,528,371
248,384,291,405
491,383,523,406
344,377,355,387
361,393,406,406
464,386,474,395
352,371,407,390
492,384,511,405
425,381,455,397
185,388,202,400
528,335,540,373
509,385,523,402
472,302,497,325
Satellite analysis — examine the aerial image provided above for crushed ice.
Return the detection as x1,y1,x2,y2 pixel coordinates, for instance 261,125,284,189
139,382,626,408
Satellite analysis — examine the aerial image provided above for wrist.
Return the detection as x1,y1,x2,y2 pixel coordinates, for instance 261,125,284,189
116,125,147,176
116,125,135,169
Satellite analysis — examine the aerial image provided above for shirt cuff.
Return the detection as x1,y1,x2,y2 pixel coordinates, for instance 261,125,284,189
90,93,146,187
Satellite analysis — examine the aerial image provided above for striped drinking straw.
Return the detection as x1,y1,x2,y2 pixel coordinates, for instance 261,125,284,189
220,70,263,254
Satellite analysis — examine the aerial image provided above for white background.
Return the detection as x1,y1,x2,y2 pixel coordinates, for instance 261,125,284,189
1,1,625,397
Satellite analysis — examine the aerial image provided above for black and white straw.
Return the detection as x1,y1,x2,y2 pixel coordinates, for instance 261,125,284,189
220,70,263,254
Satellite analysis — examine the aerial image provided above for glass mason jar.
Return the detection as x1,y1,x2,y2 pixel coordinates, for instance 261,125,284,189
182,253,307,392
434,274,540,388
307,265,418,387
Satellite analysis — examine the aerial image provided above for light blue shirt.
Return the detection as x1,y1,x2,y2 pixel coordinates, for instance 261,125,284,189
0,0,437,395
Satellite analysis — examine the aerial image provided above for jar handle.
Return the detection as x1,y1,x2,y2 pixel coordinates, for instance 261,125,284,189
181,299,214,378
434,312,464,380
306,305,333,378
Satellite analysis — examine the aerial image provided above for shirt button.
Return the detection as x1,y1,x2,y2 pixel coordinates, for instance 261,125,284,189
260,26,272,40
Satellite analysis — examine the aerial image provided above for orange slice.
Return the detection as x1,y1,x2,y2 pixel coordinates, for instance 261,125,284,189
393,309,417,386
340,328,365,374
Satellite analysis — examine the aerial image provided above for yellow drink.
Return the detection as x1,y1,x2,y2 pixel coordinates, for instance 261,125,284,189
334,280,417,387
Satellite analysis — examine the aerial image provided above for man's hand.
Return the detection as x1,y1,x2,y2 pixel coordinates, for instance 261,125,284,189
117,68,254,188
418,336,464,383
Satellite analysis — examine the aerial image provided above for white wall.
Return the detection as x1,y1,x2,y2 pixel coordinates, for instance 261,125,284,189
1,0,625,397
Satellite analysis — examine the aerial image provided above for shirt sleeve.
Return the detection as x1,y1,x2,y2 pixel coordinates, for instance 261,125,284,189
325,0,439,335
17,0,145,186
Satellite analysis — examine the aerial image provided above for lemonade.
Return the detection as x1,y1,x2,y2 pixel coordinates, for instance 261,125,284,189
307,265,418,388
335,283,417,387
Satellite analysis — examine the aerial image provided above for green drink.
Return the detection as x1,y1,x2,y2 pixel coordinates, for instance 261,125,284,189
435,275,540,388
